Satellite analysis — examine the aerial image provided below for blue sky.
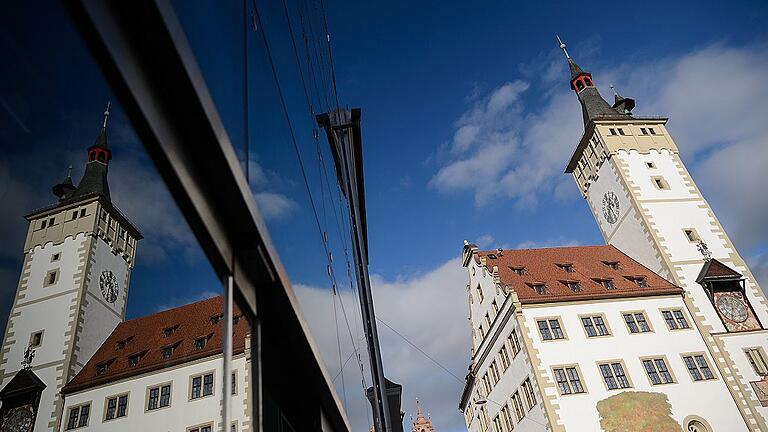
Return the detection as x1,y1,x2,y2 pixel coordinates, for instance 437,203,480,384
1,1,768,431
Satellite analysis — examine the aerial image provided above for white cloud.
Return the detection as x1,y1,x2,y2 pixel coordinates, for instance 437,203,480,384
295,258,470,432
254,192,297,220
431,42,768,254
515,238,581,250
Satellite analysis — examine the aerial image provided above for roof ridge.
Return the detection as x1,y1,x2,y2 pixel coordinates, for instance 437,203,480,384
477,244,605,254
121,294,222,325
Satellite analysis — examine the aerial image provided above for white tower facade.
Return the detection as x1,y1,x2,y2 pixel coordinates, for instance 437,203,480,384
564,47,768,430
0,109,141,430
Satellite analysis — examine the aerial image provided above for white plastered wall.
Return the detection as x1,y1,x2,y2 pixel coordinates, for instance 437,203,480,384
522,295,746,431
63,354,250,432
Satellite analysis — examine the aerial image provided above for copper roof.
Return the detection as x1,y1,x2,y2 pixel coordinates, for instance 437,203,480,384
63,296,247,394
474,245,681,304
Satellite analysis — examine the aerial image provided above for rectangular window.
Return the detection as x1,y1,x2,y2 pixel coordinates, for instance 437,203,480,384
623,312,652,333
72,210,79,220
44,269,59,287
662,309,690,330
499,345,511,371
500,405,514,431
481,373,491,395
147,383,171,410
105,394,128,420
80,208,86,218
553,366,585,395
522,378,536,410
683,228,700,243
191,372,215,399
640,127,648,135
643,357,674,385
746,347,768,376
40,220,47,230
485,313,492,329
489,361,500,384
511,391,525,421
581,315,610,337
618,128,626,136
491,300,499,316
537,318,565,341
65,403,90,430
649,127,657,135
609,128,617,135
509,330,521,356
652,176,669,190
599,362,631,390
476,284,484,303
492,415,502,432
30,330,43,348
49,217,55,226
683,354,715,381
188,425,213,432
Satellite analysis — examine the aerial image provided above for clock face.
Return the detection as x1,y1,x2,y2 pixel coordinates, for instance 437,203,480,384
717,294,748,322
2,405,34,432
601,191,620,225
99,270,119,303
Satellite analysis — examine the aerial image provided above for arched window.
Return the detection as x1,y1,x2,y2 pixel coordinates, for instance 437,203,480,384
89,152,96,162
686,419,710,432
576,80,585,91
584,77,593,86
97,152,105,162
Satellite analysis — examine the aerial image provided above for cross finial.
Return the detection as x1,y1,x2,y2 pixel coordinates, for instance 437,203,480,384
67,165,73,177
556,34,570,59
610,84,619,97
102,100,111,129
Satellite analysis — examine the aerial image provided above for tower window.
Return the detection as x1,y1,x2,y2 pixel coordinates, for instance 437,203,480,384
640,128,648,135
617,128,626,136
30,330,44,348
576,80,585,91
44,269,59,287
51,253,61,262
40,220,47,229
649,128,657,135
645,161,656,169
609,128,617,136
584,77,593,86
745,347,768,376
72,210,79,220
683,228,700,243
652,176,669,190
80,208,86,217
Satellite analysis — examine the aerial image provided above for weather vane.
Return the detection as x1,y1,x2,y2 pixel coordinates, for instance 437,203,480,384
21,345,35,370
697,240,712,262
556,34,570,59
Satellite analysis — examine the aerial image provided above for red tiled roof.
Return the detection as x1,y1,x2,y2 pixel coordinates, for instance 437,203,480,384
474,245,681,304
62,296,247,394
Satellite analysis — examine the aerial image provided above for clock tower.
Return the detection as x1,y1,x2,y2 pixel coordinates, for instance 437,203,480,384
560,38,768,430
0,104,142,431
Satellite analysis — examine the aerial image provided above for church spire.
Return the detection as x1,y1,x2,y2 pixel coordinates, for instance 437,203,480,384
411,399,435,432
556,36,630,126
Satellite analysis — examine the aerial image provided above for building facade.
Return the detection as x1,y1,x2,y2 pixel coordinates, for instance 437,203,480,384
0,107,142,431
59,297,250,432
459,40,768,432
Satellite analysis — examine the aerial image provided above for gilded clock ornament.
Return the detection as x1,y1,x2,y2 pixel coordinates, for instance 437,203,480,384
99,270,119,303
1,405,34,432
601,191,620,224
717,294,747,323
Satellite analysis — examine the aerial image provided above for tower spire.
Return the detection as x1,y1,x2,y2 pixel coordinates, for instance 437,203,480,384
558,37,630,125
102,100,111,129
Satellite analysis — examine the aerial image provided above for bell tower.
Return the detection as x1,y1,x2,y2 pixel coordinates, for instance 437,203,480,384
0,103,142,431
559,37,768,429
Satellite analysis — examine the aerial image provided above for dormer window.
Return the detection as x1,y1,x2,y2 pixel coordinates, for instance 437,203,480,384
116,336,133,350
602,261,620,270
233,314,244,325
128,351,146,367
626,276,647,288
487,253,498,260
162,325,179,338
563,281,581,292
594,278,615,290
161,342,180,359
210,314,223,325
96,360,113,376
528,283,546,295
557,263,574,273
510,266,526,276
194,335,211,351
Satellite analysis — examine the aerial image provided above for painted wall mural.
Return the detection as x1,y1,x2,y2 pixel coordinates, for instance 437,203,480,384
596,391,681,432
